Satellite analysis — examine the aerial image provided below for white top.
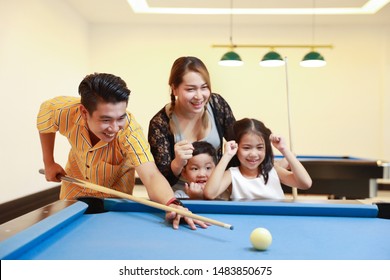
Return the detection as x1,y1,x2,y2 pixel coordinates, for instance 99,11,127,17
229,167,285,200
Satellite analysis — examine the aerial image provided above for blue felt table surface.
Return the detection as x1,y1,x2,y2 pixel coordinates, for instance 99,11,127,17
1,200,389,260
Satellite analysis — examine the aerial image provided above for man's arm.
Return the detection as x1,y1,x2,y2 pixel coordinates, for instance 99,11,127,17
39,132,65,182
135,162,174,204
135,161,208,230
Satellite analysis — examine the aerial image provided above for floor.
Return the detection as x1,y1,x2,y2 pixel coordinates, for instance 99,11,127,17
358,190,390,204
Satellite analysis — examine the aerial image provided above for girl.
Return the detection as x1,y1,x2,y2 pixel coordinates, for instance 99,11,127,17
204,118,312,200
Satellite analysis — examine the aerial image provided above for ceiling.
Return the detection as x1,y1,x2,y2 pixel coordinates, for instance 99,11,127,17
64,0,390,25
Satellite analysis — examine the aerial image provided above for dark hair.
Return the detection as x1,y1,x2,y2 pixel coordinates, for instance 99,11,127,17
192,141,217,165
231,118,274,184
78,73,131,114
167,56,211,134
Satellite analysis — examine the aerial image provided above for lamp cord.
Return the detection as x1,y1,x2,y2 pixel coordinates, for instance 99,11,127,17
312,0,316,46
229,0,233,46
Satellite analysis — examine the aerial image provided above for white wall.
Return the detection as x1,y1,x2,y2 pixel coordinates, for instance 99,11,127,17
90,23,390,159
383,30,390,162
1,1,389,204
0,0,89,203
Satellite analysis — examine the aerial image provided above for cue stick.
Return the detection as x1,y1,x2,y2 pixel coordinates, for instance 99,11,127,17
38,169,233,230
284,57,298,199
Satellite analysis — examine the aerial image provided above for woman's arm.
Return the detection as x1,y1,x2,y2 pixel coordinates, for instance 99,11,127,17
148,109,179,185
210,93,236,141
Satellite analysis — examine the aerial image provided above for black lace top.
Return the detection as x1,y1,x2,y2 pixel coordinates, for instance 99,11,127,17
148,93,236,186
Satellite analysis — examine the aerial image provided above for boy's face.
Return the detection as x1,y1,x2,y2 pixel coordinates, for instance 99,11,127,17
182,153,215,187
80,101,127,143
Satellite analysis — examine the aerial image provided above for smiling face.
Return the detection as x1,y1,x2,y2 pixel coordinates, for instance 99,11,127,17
182,153,216,187
172,71,211,115
237,132,266,177
80,101,127,144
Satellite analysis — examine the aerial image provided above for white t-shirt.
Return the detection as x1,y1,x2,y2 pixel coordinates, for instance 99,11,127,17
229,167,285,200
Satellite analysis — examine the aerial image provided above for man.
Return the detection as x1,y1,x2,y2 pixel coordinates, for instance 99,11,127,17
37,72,206,230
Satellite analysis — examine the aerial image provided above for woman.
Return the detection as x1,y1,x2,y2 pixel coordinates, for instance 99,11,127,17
148,56,236,198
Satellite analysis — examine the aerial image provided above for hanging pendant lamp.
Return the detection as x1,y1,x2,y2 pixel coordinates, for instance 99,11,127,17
219,51,243,66
259,51,285,67
219,0,243,67
300,1,326,68
300,51,326,67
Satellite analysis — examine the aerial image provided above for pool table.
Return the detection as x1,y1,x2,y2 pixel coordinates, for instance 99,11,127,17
275,155,388,199
1,198,389,260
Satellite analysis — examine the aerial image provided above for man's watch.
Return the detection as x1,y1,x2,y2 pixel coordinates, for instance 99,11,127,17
166,197,184,207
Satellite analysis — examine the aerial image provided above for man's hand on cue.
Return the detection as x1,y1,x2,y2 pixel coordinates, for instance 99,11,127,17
166,204,209,230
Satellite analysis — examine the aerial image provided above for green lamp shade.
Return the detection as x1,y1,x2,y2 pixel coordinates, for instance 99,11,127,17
300,51,326,67
218,51,244,66
259,51,285,67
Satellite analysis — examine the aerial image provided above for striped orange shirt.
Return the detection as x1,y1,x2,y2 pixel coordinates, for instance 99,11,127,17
37,96,153,199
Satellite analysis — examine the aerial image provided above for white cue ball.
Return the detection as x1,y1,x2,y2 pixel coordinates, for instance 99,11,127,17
250,227,272,251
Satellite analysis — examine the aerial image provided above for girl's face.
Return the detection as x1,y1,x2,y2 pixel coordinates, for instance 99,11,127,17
172,71,210,115
237,132,266,176
182,153,215,187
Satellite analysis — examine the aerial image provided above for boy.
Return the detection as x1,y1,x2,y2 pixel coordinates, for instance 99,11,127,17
181,141,229,200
